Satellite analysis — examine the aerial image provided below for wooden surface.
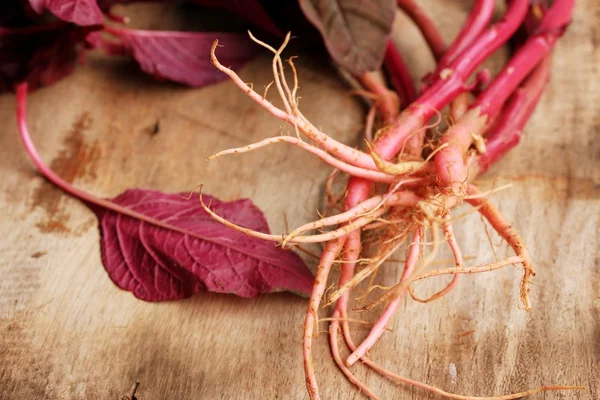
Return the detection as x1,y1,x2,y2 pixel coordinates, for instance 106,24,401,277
1,2,599,399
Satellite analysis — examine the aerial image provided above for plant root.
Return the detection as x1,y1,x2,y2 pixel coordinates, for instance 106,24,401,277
211,37,379,170
466,185,535,310
346,228,422,366
208,135,395,183
410,212,463,304
304,238,346,399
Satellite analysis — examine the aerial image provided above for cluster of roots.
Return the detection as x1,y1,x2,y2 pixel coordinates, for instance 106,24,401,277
202,15,582,400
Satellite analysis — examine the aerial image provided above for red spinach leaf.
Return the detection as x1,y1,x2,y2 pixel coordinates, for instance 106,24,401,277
96,0,282,36
0,21,90,92
29,0,104,26
298,0,396,76
16,0,267,90
17,83,314,300
94,27,261,87
95,189,313,300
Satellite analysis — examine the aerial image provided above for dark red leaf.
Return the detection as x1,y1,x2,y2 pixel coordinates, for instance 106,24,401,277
16,83,314,301
94,190,313,300
97,26,261,87
0,21,90,92
96,0,283,37
28,0,104,26
298,0,396,76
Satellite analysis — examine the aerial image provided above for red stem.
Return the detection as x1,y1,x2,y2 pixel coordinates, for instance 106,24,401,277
15,83,211,239
473,35,553,119
396,0,446,61
472,0,573,119
17,84,98,203
358,72,400,124
88,32,128,56
470,0,560,173
534,0,574,36
474,56,551,174
435,0,495,73
432,1,572,194
383,40,417,105
104,11,130,25
376,0,529,160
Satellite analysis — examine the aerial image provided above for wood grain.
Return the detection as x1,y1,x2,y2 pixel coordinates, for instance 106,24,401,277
0,1,598,399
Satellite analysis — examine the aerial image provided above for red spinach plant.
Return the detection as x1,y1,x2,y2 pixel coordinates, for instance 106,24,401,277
9,0,586,398
202,0,585,398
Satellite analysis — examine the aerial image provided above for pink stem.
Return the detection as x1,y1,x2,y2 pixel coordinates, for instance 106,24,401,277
104,11,129,24
336,230,362,317
533,0,574,37
472,0,573,119
470,0,560,174
443,213,463,264
434,0,495,74
383,41,417,106
358,72,400,124
474,56,551,174
334,233,367,356
15,84,269,245
396,0,446,61
434,0,572,192
377,0,530,160
472,29,558,119
346,228,422,366
17,84,88,201
364,102,378,142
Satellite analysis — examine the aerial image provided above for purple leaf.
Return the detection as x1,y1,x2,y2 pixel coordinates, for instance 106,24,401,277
17,83,314,301
29,0,104,26
298,0,396,76
96,0,283,37
16,1,270,89
0,21,90,92
95,27,261,87
94,190,313,300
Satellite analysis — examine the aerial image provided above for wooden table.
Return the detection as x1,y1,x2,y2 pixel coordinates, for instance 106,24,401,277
1,2,598,399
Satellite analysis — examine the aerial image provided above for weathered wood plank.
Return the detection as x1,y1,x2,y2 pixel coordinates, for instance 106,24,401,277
0,1,598,399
